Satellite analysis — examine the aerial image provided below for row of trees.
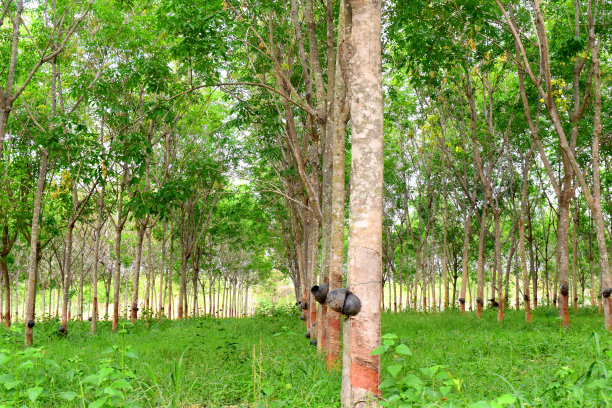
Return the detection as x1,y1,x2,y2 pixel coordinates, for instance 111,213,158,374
1,0,610,405
0,0,280,341
229,0,611,403
379,0,611,329
1,0,387,404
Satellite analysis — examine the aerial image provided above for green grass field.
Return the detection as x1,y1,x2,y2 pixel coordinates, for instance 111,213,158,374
0,307,610,407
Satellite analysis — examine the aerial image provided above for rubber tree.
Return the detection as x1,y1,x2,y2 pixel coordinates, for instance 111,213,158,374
341,0,384,406
0,0,93,160
499,0,612,328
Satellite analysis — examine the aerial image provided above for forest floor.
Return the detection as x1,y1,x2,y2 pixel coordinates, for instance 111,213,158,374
0,307,610,407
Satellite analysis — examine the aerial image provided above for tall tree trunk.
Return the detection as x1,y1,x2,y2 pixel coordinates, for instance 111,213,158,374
243,282,249,317
112,170,128,332
105,268,111,319
519,147,534,321
208,275,214,315
589,39,612,329
178,247,189,319
341,0,383,405
78,261,84,320
192,250,199,316
112,225,123,332
130,223,146,321
459,206,474,313
442,203,449,311
91,188,104,333
0,110,9,160
476,205,487,317
557,192,572,326
589,217,596,307
527,201,537,308
25,149,49,346
572,202,579,313
1,258,10,328
494,211,503,321
504,231,517,310
145,228,152,314
159,221,167,320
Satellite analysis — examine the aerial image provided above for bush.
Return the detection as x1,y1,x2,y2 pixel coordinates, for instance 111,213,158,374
253,300,299,317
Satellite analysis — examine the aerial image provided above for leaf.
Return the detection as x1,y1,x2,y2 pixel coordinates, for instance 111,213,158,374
402,374,423,388
379,377,396,389
261,385,274,396
383,339,395,348
44,358,61,370
0,374,13,384
89,397,108,408
0,353,10,365
112,379,133,390
496,394,517,405
387,364,402,378
104,386,124,397
18,360,34,369
381,333,398,340
59,391,78,401
27,386,44,402
81,374,100,385
4,380,22,390
370,345,387,355
395,344,412,356
437,384,450,395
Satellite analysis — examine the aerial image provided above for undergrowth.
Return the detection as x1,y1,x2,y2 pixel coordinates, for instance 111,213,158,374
0,308,608,407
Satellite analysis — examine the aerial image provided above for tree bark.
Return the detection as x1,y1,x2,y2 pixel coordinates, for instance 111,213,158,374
476,204,487,318
519,146,534,321
327,6,349,355
341,1,383,405
25,149,49,346
1,257,10,327
60,220,76,332
572,202,579,313
459,206,474,313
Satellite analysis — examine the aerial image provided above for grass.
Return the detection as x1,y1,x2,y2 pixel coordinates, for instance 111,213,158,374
381,307,611,406
0,307,609,407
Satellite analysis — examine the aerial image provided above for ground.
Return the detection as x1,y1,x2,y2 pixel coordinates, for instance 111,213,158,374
0,307,609,407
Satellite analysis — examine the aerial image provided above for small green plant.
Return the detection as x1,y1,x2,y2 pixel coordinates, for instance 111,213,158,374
374,331,612,408
373,333,475,407
79,358,135,408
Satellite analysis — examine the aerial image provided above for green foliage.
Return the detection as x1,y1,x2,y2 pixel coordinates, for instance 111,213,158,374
1,310,610,407
378,310,612,407
0,315,340,407
253,301,299,318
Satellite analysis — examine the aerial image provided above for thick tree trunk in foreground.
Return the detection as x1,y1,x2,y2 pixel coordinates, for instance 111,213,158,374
341,0,383,406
